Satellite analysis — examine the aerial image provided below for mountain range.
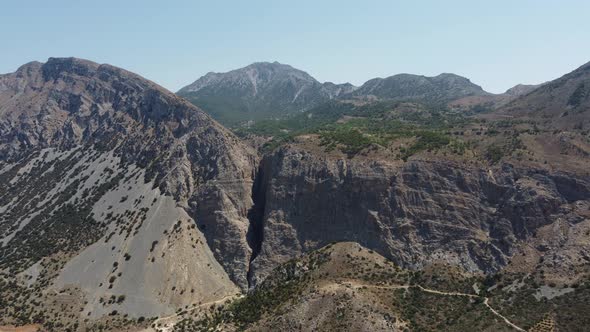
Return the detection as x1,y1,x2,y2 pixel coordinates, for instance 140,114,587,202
177,62,541,127
1,57,589,332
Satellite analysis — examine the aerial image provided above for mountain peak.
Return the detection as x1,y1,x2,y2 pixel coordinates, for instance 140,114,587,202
177,62,354,125
41,57,100,79
434,72,474,83
249,60,285,67
435,72,464,78
0,57,223,159
46,56,100,68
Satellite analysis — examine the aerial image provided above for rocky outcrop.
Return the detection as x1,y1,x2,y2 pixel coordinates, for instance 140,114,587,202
248,145,590,285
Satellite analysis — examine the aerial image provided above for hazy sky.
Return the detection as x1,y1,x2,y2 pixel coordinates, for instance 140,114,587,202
2,0,589,93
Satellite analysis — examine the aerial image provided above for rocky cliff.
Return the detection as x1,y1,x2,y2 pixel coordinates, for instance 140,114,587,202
248,143,590,285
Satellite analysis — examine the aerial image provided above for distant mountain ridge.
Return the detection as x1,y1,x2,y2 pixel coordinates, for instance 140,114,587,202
177,63,512,126
348,72,489,103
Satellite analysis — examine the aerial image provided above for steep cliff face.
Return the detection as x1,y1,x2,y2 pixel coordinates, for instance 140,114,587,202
248,144,590,285
0,58,258,324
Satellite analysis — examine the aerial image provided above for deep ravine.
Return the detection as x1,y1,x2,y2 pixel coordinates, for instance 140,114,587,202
245,158,270,289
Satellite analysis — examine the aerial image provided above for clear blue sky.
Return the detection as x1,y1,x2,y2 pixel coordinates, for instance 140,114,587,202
1,0,589,93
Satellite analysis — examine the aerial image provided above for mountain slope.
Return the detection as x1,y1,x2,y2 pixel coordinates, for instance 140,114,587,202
173,242,590,332
500,61,590,126
0,58,257,328
177,62,354,126
449,83,542,111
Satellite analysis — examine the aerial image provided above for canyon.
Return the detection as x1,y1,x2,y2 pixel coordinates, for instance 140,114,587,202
1,57,589,331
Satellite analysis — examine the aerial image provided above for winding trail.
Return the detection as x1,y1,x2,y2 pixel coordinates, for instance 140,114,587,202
154,281,525,332
344,281,526,331
482,298,526,331
416,285,525,331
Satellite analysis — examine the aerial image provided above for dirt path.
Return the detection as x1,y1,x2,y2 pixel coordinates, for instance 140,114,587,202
153,293,243,332
0,325,41,332
482,298,526,331
153,280,525,332
343,281,526,331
